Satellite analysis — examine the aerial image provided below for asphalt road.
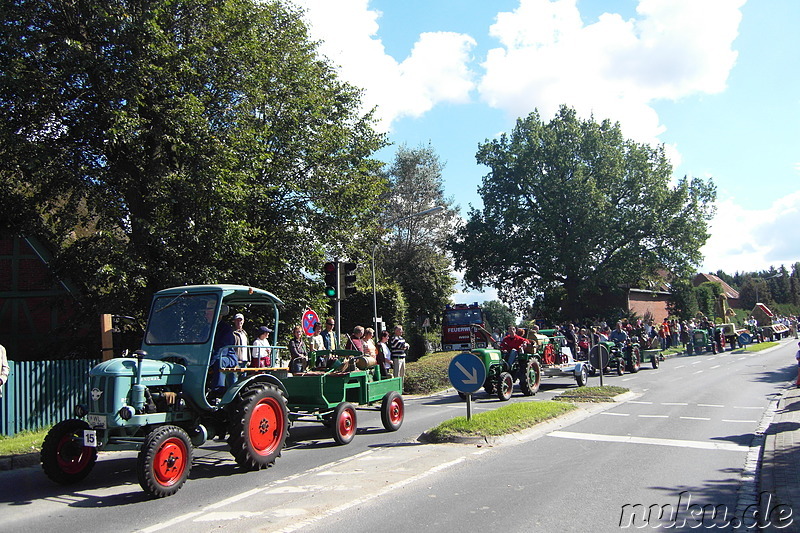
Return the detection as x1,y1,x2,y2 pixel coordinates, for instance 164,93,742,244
1,339,795,532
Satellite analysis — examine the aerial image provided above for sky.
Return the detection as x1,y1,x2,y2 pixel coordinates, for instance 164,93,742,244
291,0,800,304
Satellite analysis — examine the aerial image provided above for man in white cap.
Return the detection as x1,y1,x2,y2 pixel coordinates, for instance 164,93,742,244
232,313,249,366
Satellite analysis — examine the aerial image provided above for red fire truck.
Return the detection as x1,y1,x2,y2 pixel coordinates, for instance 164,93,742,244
441,303,492,351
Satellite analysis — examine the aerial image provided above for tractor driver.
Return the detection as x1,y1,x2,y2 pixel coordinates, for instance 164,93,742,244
499,326,529,368
608,322,629,345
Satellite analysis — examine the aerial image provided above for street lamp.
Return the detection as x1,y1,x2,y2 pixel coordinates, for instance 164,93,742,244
371,206,445,335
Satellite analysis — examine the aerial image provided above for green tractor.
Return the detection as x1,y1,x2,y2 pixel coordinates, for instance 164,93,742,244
455,326,543,401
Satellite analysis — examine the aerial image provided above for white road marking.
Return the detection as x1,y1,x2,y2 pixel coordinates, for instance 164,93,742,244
722,419,757,424
638,414,668,418
693,370,704,374
680,416,711,421
733,406,764,410
691,361,703,365
548,431,749,452
710,365,721,369
698,404,724,408
674,365,685,369
661,402,688,406
628,401,652,404
600,412,630,416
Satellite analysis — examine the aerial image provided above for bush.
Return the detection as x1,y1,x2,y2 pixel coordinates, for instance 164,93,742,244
403,351,456,395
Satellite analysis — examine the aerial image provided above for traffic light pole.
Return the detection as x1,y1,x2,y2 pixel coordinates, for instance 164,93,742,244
334,260,342,344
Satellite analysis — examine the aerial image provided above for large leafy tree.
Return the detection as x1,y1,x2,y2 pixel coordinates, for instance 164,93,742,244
0,0,386,321
450,105,716,319
377,144,458,328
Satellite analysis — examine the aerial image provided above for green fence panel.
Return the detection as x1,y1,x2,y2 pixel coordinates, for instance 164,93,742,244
0,359,99,436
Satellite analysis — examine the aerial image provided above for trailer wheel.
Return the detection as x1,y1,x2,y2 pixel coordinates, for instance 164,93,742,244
627,347,640,373
651,354,660,369
41,419,97,485
228,383,289,470
496,372,513,401
519,358,541,396
137,425,192,498
332,402,357,445
575,364,589,387
380,391,404,432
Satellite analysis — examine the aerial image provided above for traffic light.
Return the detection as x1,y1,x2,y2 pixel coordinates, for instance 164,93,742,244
341,262,357,298
323,262,339,299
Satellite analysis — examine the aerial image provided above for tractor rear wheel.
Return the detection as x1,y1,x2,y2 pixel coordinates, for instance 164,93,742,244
519,358,541,396
496,372,514,401
41,419,97,485
627,347,640,373
137,425,192,498
227,383,289,470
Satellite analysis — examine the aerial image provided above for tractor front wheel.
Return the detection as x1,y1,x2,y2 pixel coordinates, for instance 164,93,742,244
227,383,289,470
137,425,192,498
616,360,624,376
627,348,640,373
41,419,97,485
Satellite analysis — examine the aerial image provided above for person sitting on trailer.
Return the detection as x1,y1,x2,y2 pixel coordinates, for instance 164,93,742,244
499,326,528,368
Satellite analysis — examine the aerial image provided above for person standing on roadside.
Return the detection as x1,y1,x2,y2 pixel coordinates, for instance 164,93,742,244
0,344,9,398
390,325,409,379
377,330,392,378
795,341,800,388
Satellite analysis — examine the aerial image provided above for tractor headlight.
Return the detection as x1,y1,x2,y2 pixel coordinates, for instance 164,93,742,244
119,406,135,420
74,404,88,418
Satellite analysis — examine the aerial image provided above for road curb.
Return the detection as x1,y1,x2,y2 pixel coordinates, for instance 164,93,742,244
0,452,39,471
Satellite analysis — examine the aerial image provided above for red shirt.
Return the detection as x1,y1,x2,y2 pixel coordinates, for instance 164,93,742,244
500,334,528,352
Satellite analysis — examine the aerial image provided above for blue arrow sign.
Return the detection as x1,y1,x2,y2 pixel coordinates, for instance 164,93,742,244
448,352,487,394
738,333,752,346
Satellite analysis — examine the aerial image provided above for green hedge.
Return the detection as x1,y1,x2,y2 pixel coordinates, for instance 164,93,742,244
403,351,456,395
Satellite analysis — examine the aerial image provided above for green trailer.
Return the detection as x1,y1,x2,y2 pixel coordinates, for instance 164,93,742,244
280,350,404,444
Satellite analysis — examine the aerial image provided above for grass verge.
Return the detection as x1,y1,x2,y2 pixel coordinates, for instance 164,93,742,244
0,426,50,456
553,385,629,403
424,401,576,442
739,341,779,353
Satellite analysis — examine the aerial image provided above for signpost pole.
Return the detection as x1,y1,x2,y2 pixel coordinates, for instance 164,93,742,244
466,393,472,421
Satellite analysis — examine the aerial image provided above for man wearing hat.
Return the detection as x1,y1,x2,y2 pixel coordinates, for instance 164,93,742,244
252,326,273,368
232,313,249,366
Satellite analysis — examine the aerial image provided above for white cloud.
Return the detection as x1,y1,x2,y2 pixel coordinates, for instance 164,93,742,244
479,0,745,146
292,0,477,131
700,190,800,273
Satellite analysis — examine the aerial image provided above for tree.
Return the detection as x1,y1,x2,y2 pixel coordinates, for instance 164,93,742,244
449,105,716,319
668,278,699,321
378,144,459,328
482,300,516,332
0,0,386,321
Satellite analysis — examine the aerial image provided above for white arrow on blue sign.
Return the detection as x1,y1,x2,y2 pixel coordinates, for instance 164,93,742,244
448,352,487,394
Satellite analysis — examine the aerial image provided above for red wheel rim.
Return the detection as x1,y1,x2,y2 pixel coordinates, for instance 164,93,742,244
338,407,356,439
388,398,403,425
56,432,92,474
153,437,188,486
249,397,285,456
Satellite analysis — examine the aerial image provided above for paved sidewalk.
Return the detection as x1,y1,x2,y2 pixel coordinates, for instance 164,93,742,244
760,383,800,531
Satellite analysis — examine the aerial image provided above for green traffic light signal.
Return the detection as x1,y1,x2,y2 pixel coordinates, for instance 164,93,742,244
323,262,338,299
